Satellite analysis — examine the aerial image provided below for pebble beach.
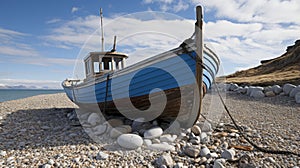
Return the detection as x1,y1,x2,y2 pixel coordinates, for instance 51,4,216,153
0,89,299,167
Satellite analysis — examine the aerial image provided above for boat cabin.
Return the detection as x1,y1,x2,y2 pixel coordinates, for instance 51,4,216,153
84,51,128,78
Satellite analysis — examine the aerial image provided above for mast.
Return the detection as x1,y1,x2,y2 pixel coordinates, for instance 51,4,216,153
100,8,104,52
195,6,204,120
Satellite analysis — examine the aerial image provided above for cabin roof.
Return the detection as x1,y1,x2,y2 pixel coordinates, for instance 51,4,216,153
84,51,128,61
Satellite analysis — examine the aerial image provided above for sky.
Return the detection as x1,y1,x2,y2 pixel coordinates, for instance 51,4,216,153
0,0,299,89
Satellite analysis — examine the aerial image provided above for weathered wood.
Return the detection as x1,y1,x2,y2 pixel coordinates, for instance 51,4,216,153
194,6,204,123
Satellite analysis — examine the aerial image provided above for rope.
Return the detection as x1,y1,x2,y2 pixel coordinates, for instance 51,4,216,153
213,82,300,157
180,40,300,157
103,74,110,114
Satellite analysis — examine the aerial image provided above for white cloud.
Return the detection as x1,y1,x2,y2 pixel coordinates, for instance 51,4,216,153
71,7,79,13
173,0,189,12
45,1,300,76
198,0,300,24
46,18,62,24
205,20,263,38
0,45,39,57
0,27,39,57
0,28,27,37
45,13,194,55
10,57,78,66
143,0,189,12
0,79,62,89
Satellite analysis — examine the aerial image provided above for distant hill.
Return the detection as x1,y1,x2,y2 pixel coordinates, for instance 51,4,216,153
225,40,300,86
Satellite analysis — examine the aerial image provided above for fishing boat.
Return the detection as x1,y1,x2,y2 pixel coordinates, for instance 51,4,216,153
62,6,220,128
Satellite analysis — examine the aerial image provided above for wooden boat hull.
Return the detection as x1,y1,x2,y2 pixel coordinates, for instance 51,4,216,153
63,45,219,127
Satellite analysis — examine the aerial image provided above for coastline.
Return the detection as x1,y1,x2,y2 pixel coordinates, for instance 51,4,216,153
0,92,299,167
0,89,64,103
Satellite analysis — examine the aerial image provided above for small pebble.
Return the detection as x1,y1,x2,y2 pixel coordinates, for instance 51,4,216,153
144,127,163,139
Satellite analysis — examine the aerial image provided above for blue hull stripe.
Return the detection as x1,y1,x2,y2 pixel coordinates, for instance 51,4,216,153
64,51,219,104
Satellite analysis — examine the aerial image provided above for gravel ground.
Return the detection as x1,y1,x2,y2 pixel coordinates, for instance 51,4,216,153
0,92,299,167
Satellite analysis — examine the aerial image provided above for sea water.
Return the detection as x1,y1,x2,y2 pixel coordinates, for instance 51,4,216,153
0,89,64,102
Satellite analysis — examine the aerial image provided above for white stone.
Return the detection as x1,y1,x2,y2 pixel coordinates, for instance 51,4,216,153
213,159,225,168
295,92,300,104
174,162,184,168
200,132,209,143
42,164,51,168
200,147,210,157
152,138,160,144
250,90,265,98
221,149,236,160
208,152,219,158
148,144,175,151
238,87,248,94
143,139,152,147
93,124,107,135
87,113,102,126
0,150,7,157
160,134,177,143
117,134,143,149
48,159,55,165
96,151,109,160
247,86,264,96
155,154,174,167
272,85,282,94
109,125,132,138
233,86,243,92
144,127,163,139
283,83,296,95
200,122,212,132
289,86,300,98
225,84,231,91
229,83,239,91
246,86,255,95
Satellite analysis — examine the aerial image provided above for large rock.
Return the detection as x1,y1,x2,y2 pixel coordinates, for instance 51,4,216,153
229,83,239,91
200,147,210,157
87,113,102,126
247,86,264,96
117,134,143,149
213,159,226,168
295,92,300,104
264,86,273,93
184,146,200,158
131,118,152,132
155,154,174,167
238,87,248,94
265,91,276,97
109,125,132,138
272,85,283,94
144,127,163,139
93,124,107,135
283,83,296,95
250,90,265,98
289,86,300,98
221,149,236,160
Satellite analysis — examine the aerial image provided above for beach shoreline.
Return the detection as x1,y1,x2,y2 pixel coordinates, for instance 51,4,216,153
0,92,299,167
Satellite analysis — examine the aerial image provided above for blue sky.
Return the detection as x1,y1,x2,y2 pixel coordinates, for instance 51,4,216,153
0,0,299,89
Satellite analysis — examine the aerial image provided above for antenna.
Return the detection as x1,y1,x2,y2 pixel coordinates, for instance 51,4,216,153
111,35,117,52
100,8,104,52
